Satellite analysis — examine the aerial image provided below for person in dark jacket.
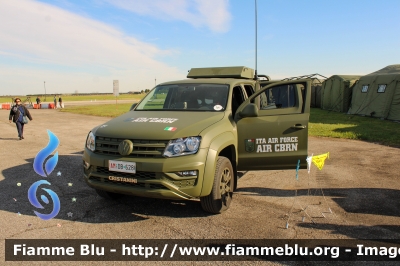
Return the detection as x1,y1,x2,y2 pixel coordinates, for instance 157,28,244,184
58,96,63,108
54,95,57,109
9,98,33,140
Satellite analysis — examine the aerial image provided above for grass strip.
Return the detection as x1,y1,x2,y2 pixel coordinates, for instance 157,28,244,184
309,108,400,147
59,103,133,117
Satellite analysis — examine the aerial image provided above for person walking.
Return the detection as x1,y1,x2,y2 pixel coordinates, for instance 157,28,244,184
58,96,63,108
36,97,41,105
54,95,57,109
9,98,33,140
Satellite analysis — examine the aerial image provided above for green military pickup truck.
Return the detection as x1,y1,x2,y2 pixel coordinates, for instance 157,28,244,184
83,66,311,214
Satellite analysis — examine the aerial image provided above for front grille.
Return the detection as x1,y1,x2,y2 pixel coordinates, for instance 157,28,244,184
95,136,168,158
96,166,156,179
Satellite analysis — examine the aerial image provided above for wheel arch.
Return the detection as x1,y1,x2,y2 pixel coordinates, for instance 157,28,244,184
200,132,237,196
218,145,237,191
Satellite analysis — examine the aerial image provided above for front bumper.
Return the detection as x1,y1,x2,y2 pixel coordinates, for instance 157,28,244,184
82,148,209,200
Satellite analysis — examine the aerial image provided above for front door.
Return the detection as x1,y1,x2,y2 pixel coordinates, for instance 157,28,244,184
236,80,311,171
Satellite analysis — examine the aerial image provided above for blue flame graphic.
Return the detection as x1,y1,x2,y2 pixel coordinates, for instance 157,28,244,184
28,180,60,220
33,130,59,177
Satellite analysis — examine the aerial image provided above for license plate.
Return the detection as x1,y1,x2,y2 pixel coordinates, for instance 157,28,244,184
109,160,136,174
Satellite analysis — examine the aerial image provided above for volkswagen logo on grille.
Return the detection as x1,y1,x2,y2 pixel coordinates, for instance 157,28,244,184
118,140,133,156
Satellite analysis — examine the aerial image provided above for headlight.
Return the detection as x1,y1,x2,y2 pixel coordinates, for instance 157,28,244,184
164,137,201,157
86,131,96,151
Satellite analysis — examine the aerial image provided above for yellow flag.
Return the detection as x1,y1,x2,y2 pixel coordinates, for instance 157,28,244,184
312,152,329,170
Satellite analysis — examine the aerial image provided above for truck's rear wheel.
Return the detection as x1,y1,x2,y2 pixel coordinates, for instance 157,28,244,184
95,189,121,200
200,156,233,214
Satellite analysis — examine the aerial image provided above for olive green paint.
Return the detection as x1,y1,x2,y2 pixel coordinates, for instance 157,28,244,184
83,66,312,212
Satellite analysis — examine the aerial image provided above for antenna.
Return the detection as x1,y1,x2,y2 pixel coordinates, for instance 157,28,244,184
254,0,258,80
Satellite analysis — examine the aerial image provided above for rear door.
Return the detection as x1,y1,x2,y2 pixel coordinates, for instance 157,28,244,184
236,80,311,171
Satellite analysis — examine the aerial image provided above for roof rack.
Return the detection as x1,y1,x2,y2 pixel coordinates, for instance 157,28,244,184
187,66,254,79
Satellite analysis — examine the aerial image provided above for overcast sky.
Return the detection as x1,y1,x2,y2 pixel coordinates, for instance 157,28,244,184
1,0,399,95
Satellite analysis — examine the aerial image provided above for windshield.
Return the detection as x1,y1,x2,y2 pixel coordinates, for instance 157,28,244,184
136,84,229,111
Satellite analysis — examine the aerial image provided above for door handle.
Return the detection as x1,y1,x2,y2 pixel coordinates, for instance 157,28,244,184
291,124,306,129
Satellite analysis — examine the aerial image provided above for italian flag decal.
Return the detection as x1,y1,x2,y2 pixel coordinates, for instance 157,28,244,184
164,127,177,131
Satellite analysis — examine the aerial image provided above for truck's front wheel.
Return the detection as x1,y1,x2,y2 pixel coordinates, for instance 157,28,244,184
200,156,233,214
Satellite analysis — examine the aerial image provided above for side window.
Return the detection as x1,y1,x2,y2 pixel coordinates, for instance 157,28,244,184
243,85,255,98
239,82,306,116
232,86,246,115
243,84,255,103
260,84,297,109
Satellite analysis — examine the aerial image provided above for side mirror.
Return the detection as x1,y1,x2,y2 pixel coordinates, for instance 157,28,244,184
239,103,258,117
129,103,137,111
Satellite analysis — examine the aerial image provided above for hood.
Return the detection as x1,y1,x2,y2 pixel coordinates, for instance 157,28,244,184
93,111,225,140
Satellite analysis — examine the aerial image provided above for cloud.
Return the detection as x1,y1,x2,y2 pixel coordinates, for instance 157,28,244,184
104,0,231,33
0,0,184,94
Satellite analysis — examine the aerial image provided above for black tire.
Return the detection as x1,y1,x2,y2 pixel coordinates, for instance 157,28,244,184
95,189,121,200
200,156,233,214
